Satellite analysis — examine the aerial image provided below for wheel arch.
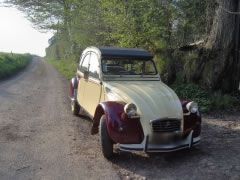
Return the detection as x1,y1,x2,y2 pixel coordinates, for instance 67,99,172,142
71,76,79,89
91,101,144,144
91,104,105,135
70,76,79,99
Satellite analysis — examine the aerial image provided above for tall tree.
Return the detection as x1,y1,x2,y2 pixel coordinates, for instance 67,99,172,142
186,0,240,92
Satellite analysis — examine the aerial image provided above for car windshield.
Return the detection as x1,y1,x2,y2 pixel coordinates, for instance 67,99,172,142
101,58,157,75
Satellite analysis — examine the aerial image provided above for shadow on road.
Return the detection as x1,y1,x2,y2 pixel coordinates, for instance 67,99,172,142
75,111,240,179
109,116,240,179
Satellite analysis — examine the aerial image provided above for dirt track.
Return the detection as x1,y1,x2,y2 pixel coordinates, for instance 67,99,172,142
0,58,239,180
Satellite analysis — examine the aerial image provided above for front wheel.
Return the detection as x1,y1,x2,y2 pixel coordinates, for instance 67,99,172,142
100,115,114,159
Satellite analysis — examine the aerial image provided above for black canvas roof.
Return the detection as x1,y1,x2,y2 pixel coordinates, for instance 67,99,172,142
98,47,153,59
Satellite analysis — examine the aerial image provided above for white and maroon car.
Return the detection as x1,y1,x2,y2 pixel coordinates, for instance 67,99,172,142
70,47,201,159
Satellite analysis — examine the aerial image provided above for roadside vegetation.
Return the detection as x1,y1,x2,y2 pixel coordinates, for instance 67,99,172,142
0,52,32,79
48,58,77,80
172,83,240,113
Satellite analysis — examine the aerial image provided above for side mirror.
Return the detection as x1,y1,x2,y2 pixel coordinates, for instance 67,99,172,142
84,71,89,79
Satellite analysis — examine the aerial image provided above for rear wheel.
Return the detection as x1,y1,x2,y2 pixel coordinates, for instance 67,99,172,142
100,115,114,159
70,78,80,116
71,100,80,115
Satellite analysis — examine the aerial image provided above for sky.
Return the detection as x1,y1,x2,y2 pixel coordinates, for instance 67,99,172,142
0,6,53,57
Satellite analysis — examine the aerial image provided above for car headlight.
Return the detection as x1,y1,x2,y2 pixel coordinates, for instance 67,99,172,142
124,103,138,118
186,101,198,113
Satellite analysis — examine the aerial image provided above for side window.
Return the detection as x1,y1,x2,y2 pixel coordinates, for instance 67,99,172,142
144,60,157,75
80,53,90,72
89,52,100,79
78,54,84,69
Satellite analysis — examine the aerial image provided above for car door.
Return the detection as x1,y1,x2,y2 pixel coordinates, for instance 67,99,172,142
83,52,102,117
77,53,91,108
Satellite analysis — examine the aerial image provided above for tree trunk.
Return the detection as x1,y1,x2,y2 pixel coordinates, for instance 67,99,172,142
187,0,240,92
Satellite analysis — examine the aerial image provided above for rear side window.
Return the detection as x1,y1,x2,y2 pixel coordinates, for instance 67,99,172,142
89,52,100,79
80,53,91,72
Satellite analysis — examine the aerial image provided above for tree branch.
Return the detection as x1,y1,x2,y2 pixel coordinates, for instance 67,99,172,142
219,5,240,15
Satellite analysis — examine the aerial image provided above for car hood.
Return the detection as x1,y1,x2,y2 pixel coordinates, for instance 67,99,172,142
104,81,183,134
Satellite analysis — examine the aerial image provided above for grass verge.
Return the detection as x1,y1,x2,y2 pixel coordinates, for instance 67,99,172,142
47,58,77,80
0,52,32,79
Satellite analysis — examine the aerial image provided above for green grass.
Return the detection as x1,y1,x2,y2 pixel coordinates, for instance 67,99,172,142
47,58,77,80
0,52,32,79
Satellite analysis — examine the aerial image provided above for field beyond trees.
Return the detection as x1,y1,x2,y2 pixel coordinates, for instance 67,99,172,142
0,52,32,79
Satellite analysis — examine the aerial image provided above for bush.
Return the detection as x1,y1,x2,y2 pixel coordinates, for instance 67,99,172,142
211,92,239,110
171,83,240,112
171,83,211,112
0,53,32,79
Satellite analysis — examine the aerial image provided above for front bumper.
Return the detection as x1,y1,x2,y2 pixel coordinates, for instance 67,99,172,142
119,131,200,152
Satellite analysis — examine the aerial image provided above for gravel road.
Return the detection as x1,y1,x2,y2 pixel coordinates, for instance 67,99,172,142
0,57,239,180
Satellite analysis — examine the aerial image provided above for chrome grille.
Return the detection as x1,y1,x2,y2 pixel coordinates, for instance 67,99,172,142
151,118,181,133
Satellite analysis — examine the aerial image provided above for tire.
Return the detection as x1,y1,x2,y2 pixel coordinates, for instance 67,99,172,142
100,115,114,159
71,100,80,116
70,78,80,116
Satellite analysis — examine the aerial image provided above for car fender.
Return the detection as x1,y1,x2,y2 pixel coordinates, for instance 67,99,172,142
181,100,202,137
91,101,144,144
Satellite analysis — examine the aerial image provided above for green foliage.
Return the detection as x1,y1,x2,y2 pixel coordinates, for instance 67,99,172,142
8,0,237,110
154,54,167,74
4,0,210,88
47,58,77,80
172,83,240,112
211,92,239,110
4,0,209,62
0,52,32,79
172,83,211,112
